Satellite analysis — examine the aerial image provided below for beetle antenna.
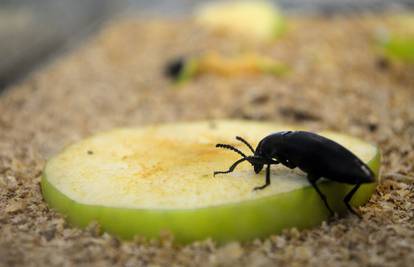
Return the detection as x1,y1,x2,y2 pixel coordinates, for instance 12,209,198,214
216,144,247,158
235,136,255,154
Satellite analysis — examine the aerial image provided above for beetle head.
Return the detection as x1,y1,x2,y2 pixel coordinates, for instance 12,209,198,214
253,163,264,173
246,155,267,174
215,136,273,175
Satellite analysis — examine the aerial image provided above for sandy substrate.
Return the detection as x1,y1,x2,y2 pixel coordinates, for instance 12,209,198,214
0,14,413,266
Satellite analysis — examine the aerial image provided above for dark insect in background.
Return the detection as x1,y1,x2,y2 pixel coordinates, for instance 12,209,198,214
214,131,376,216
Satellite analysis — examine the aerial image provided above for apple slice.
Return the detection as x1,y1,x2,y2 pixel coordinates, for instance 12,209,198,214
41,120,380,244
194,1,284,41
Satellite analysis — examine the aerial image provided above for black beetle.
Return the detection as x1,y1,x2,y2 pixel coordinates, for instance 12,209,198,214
213,131,375,216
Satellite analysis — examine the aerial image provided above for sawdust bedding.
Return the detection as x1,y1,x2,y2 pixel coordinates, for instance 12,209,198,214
0,13,413,267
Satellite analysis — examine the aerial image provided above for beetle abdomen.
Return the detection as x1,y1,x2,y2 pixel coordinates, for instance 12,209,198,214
281,131,375,184
313,153,374,184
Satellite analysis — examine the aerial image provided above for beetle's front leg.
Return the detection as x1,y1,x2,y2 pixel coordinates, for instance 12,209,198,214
254,164,271,191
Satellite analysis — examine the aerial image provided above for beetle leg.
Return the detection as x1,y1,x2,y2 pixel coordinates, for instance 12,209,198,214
213,158,247,176
254,164,271,191
307,175,334,216
344,183,362,218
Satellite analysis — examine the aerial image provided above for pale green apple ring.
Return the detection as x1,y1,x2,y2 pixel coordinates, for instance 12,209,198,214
41,121,380,244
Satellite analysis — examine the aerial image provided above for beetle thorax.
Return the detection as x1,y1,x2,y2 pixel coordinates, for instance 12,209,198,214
255,134,284,160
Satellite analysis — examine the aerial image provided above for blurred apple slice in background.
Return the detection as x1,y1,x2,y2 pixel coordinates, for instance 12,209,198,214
194,1,284,41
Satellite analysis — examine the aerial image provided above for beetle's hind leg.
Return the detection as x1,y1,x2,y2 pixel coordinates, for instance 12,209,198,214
213,158,247,176
344,183,362,218
307,175,334,216
254,164,271,191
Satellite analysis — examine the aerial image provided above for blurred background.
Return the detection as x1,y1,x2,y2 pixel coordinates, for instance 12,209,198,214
0,0,413,90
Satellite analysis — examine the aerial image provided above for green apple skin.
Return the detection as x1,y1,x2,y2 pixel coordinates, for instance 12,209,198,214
41,149,380,244
176,59,199,84
383,38,414,63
